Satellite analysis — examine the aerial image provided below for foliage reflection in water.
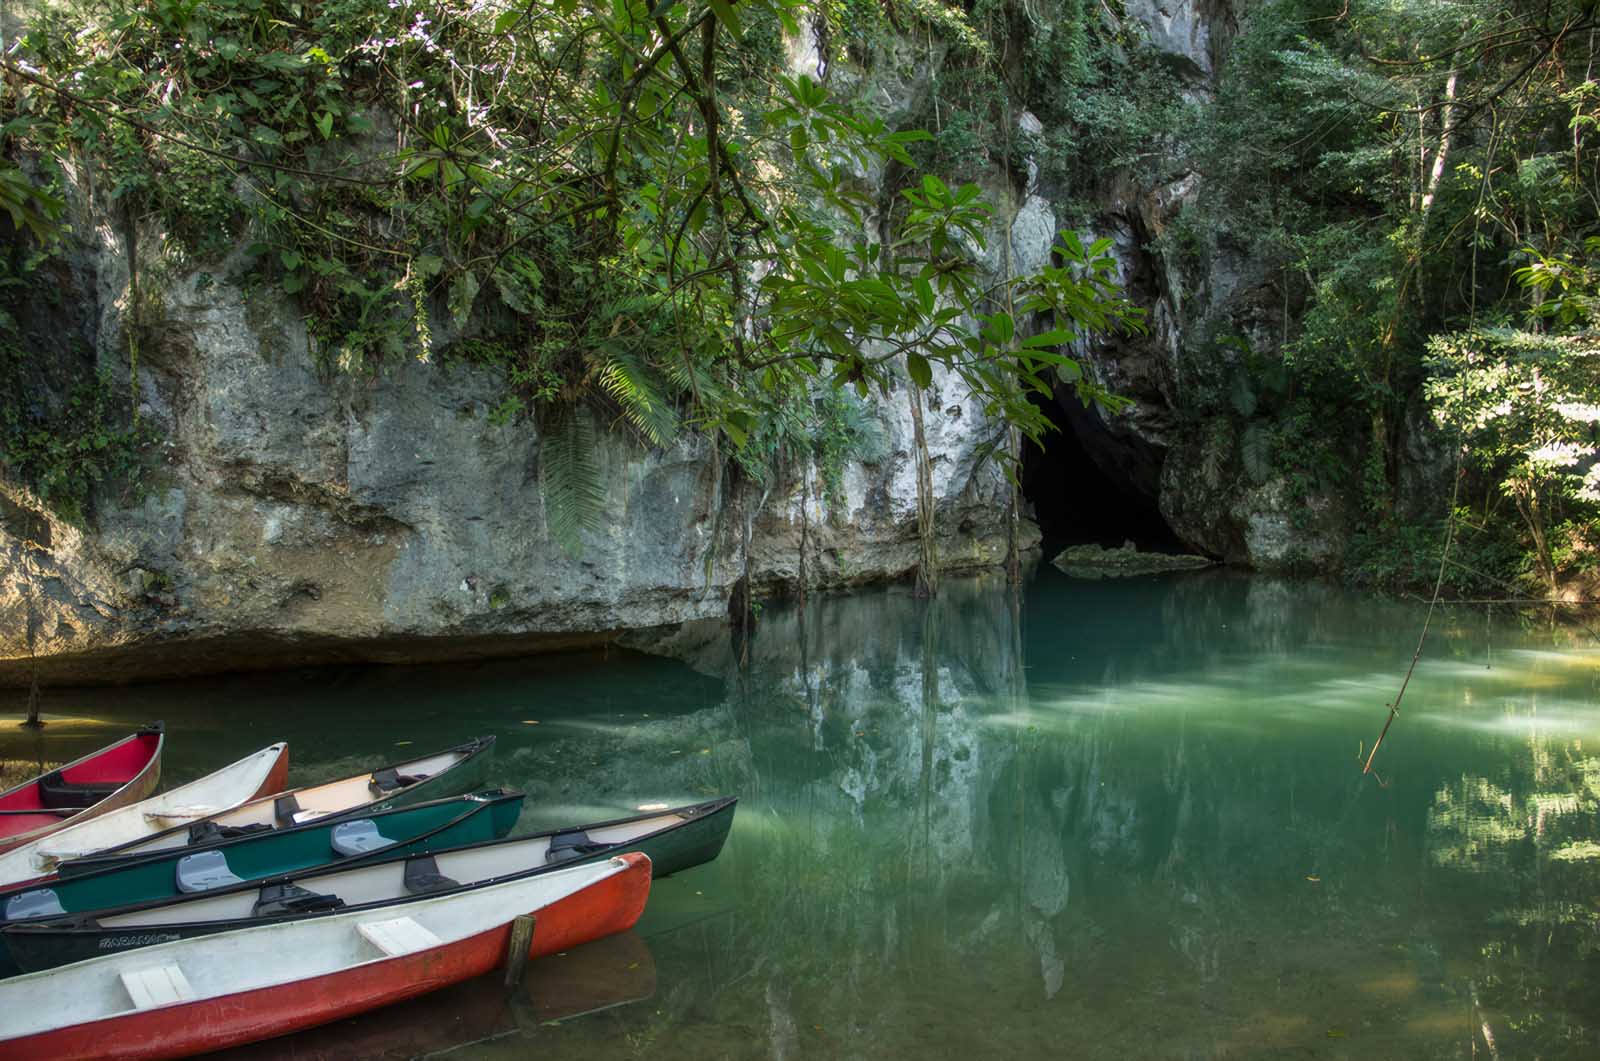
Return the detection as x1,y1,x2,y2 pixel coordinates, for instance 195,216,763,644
4,568,1600,1057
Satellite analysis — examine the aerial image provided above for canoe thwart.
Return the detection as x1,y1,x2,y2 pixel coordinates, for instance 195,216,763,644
357,916,442,958
174,850,244,893
120,964,196,1010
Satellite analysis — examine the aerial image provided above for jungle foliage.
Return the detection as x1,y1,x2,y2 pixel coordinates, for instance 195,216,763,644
0,0,1142,549
1181,0,1600,596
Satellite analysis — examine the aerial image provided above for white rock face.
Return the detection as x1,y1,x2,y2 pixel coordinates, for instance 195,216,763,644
1124,0,1215,80
1,224,1036,683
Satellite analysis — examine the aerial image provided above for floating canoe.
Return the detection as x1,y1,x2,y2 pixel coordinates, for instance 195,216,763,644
0,789,525,975
4,795,730,974
60,735,495,871
0,725,165,854
0,742,289,889
0,851,651,1060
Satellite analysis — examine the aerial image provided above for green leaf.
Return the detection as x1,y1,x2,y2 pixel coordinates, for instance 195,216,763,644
1229,375,1257,418
540,405,606,558
1021,329,1076,349
281,272,307,294
906,353,933,389
493,9,522,32
315,112,334,139
1241,424,1273,484
279,250,303,270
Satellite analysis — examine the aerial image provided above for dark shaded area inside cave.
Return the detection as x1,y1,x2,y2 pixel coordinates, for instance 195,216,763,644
1020,388,1188,556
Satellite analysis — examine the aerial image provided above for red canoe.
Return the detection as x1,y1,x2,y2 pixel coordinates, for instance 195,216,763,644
0,724,164,853
0,851,653,1059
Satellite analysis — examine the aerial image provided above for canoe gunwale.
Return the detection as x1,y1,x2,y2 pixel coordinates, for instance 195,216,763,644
0,742,291,891
0,852,653,1058
5,794,733,960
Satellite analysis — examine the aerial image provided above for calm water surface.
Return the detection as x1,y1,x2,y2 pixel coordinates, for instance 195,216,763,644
4,569,1600,1059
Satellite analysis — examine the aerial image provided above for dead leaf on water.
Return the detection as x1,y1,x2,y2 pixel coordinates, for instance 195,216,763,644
1306,875,1321,882
1326,1028,1347,1038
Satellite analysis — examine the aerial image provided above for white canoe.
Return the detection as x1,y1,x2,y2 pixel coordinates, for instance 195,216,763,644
64,736,493,870
0,743,288,887
0,851,652,1060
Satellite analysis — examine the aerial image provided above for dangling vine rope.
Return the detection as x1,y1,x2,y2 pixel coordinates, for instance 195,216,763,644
1360,455,1463,780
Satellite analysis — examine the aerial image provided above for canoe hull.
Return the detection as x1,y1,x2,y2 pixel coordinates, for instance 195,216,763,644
0,791,526,976
4,795,729,974
0,743,290,889
0,727,165,854
1,853,650,1061
65,736,495,869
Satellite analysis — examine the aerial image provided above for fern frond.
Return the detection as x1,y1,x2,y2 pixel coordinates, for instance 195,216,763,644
539,404,606,557
598,352,679,447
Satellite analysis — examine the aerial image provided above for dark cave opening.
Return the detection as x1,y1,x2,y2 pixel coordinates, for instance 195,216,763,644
1019,385,1188,556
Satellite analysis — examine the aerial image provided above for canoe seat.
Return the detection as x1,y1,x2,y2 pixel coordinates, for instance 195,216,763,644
187,820,272,846
3,887,65,922
358,916,442,958
273,793,302,825
252,882,345,918
546,830,610,864
121,964,196,1010
38,771,123,810
175,849,245,893
368,768,426,795
402,854,460,895
329,819,392,857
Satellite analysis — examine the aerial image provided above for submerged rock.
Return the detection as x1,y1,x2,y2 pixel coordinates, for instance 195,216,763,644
1050,542,1214,579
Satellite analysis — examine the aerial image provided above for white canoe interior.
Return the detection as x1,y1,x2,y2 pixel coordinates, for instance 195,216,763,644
0,856,633,1041
0,744,288,886
98,806,687,929
106,747,472,858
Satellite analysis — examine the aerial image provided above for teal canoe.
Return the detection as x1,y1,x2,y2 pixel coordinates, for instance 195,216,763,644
57,736,496,875
0,789,524,976
1,795,735,975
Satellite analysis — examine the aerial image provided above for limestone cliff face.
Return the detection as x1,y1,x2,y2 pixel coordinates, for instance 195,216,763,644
1,206,1033,685
2,0,1342,685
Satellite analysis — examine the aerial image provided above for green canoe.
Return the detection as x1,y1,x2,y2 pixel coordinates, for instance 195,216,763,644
1,795,735,976
0,789,524,976
58,735,497,875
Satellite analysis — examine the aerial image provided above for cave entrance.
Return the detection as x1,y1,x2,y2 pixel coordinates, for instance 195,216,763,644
1019,385,1186,556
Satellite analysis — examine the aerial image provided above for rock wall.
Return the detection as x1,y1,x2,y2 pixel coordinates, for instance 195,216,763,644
0,197,1034,686
2,0,1351,686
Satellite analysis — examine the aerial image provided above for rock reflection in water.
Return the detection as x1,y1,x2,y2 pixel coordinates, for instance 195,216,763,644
8,569,1600,1056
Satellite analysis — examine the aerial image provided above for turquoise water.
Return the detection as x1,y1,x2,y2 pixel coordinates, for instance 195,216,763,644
4,568,1600,1057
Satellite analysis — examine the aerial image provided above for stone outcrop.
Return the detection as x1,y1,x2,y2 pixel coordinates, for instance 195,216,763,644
2,0,1361,686
0,212,1034,686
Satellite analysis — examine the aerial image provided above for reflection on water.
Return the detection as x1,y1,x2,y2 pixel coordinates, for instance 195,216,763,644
4,568,1600,1057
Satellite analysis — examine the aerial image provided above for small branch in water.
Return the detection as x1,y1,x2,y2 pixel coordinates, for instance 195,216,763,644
1469,980,1500,1059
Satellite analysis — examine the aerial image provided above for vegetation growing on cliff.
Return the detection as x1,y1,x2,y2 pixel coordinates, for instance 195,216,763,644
1181,0,1600,597
0,0,1142,556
